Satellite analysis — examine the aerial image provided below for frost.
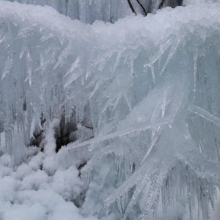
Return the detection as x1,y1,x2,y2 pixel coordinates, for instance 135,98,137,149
0,1,220,220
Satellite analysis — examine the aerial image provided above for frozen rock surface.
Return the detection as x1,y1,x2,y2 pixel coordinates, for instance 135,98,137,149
0,1,220,220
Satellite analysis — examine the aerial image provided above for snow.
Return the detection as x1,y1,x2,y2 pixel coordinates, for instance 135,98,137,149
0,139,96,220
0,0,220,219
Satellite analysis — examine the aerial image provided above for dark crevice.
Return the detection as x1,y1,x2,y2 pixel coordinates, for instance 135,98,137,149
29,129,44,147
78,161,87,171
159,0,183,9
158,0,166,9
54,113,77,153
29,115,46,148
74,191,87,208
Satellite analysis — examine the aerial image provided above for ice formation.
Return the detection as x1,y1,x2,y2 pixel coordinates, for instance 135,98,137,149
2,0,183,24
0,0,220,220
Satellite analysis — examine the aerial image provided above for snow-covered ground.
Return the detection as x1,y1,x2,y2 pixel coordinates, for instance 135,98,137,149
0,118,96,220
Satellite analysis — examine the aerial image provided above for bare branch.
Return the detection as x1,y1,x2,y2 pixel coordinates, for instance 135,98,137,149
127,0,137,15
136,0,147,16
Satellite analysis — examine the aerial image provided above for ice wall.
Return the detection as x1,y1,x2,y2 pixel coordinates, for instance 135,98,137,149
2,0,183,23
0,1,220,219
183,0,220,5
1,0,132,23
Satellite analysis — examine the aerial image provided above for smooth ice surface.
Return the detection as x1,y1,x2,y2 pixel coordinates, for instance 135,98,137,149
0,1,220,220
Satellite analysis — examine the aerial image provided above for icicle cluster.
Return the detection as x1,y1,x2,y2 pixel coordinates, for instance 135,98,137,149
0,1,220,219
3,0,184,24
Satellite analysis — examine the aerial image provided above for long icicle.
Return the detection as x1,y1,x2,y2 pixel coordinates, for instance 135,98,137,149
66,117,171,151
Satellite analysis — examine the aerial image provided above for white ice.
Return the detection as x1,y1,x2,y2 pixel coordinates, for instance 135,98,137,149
0,1,220,220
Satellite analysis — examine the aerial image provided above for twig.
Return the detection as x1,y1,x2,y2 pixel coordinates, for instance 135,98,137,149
136,0,147,16
81,124,93,130
127,0,137,15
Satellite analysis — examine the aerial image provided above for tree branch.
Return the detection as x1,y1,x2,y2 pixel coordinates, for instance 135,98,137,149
127,0,137,15
136,0,147,16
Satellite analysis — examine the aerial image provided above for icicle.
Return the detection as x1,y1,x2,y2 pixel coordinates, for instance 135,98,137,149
190,104,220,128
159,38,180,76
141,160,174,219
124,174,149,219
2,56,13,80
193,50,198,103
67,116,170,151
141,129,160,165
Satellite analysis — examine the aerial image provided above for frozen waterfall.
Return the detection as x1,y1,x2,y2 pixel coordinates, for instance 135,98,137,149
2,0,183,23
0,1,220,220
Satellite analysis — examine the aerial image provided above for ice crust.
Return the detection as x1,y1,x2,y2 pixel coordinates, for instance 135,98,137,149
0,1,220,220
